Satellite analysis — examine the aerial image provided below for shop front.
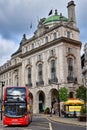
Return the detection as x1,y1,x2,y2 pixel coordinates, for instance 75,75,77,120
63,98,84,117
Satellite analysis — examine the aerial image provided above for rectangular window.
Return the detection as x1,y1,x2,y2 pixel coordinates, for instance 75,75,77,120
28,74,31,78
53,32,57,40
51,60,56,81
38,54,42,61
50,49,55,56
39,71,42,75
52,68,55,73
37,39,40,46
25,46,28,52
67,58,73,79
67,31,70,38
38,64,43,82
32,43,34,49
27,58,30,64
28,68,32,86
67,48,72,53
45,36,48,43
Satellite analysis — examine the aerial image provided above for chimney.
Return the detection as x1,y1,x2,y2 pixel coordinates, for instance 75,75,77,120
67,1,76,27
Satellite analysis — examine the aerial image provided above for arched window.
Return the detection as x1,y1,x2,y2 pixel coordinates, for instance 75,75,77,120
38,64,43,82
51,60,56,81
67,58,73,80
28,67,32,87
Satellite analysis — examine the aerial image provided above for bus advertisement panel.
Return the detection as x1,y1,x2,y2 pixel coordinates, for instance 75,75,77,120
3,86,32,126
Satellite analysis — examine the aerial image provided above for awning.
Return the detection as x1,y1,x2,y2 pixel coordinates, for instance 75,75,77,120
64,98,84,105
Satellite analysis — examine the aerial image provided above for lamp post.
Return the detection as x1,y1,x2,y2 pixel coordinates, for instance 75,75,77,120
49,79,61,117
57,83,61,117
0,81,5,120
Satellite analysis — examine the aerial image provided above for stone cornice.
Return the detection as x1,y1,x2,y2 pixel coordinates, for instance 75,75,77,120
0,37,81,75
22,24,79,46
11,24,80,57
0,62,22,75
20,37,82,58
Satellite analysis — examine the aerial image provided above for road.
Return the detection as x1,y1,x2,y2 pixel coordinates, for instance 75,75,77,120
51,120,86,130
0,114,86,130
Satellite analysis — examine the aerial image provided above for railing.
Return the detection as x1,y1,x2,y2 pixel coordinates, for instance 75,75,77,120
48,77,58,84
67,76,77,83
36,81,44,86
26,82,32,87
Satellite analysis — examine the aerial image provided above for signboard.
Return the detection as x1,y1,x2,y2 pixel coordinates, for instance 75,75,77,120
69,106,81,112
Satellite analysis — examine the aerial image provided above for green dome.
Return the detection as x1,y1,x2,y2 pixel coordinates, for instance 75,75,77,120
43,14,68,24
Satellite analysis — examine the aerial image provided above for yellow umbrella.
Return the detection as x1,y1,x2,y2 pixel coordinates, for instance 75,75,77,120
64,98,84,105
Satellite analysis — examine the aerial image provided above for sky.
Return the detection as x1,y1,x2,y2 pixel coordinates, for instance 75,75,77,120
0,0,87,66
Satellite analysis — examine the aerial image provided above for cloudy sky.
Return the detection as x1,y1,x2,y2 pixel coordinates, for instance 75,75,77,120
0,0,87,66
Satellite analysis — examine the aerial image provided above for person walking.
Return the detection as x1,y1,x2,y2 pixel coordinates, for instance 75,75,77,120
52,108,54,115
50,107,52,117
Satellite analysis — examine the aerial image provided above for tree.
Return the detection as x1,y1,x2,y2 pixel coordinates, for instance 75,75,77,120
75,86,87,102
59,87,68,102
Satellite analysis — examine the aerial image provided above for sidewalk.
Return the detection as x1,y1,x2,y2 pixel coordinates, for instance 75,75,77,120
44,114,86,127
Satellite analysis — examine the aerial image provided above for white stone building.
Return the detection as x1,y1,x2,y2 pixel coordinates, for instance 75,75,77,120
0,1,82,113
82,43,87,87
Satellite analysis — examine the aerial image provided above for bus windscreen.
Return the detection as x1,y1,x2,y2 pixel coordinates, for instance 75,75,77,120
4,102,27,117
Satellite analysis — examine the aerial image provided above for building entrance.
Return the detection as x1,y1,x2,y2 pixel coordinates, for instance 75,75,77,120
51,89,58,109
39,92,44,113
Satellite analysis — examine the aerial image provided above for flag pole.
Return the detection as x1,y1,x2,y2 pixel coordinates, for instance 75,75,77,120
29,21,33,37
36,17,40,46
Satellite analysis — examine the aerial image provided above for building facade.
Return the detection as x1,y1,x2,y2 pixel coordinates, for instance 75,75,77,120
82,43,87,87
0,1,82,113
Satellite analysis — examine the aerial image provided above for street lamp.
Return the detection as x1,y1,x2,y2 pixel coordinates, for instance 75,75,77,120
49,79,61,117
0,81,5,120
57,83,61,117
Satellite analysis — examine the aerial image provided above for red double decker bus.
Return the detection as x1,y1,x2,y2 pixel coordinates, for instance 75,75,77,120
3,86,32,126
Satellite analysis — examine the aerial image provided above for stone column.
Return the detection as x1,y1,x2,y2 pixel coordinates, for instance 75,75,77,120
33,93,39,114
45,90,51,109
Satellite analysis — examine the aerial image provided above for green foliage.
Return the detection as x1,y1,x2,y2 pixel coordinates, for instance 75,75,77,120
59,87,68,102
75,86,87,102
44,107,50,114
80,106,87,115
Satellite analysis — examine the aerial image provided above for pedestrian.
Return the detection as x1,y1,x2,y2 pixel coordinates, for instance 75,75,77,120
73,111,76,118
52,108,54,115
50,107,52,117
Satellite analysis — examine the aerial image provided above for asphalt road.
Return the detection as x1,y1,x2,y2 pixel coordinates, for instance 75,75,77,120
0,114,86,130
51,120,86,130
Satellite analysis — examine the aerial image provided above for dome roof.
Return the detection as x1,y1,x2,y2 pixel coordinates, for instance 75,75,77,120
43,10,68,25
